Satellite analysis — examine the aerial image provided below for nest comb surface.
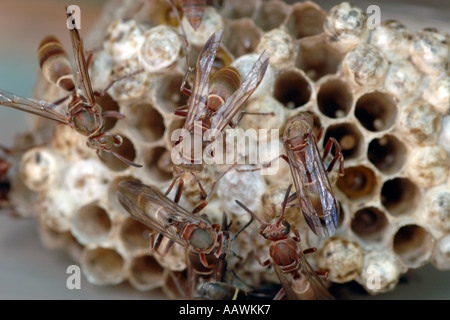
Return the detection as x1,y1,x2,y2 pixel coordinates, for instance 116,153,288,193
7,0,450,298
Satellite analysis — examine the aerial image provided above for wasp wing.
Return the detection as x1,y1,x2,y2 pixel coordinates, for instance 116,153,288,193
274,258,334,300
286,135,339,237
0,89,71,124
273,265,302,300
67,9,96,106
184,30,223,130
117,189,180,243
211,51,269,132
297,253,335,300
117,180,209,248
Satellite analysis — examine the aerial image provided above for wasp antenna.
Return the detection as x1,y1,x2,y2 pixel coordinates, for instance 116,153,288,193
235,200,268,226
112,151,143,168
277,184,293,226
231,216,254,242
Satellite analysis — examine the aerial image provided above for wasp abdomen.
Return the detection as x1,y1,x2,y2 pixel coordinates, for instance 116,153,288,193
182,0,206,31
207,66,241,112
38,36,75,92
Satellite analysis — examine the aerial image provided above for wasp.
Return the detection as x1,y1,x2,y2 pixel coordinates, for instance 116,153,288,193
185,212,253,298
117,180,231,271
0,9,142,167
241,113,344,237
168,29,270,213
175,0,206,31
282,114,343,237
236,185,335,300
118,179,254,298
163,0,206,31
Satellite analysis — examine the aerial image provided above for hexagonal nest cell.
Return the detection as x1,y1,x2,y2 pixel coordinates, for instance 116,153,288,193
6,0,450,300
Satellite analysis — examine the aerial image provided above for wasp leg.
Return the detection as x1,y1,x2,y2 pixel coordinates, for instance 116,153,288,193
174,105,189,117
165,170,186,203
322,137,344,185
236,154,289,173
102,111,125,119
94,68,145,97
191,164,236,214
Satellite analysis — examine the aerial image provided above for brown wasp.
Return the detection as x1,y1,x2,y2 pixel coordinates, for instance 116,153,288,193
236,185,335,300
117,179,253,298
184,212,253,298
282,114,343,237
242,113,343,237
118,179,233,269
168,29,270,212
182,0,206,31
167,0,206,31
0,9,142,167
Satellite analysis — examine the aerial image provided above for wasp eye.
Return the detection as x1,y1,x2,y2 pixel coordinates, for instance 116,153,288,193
260,226,270,239
113,135,123,147
281,220,291,236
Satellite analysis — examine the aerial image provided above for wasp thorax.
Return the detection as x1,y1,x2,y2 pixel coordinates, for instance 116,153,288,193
72,107,104,137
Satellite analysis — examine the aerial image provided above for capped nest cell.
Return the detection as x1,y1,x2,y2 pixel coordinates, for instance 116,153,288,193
6,0,450,299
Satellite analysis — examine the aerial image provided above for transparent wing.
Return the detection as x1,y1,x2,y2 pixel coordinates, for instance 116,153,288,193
297,253,335,300
0,89,70,124
286,135,339,237
117,189,182,243
274,259,334,300
273,265,301,300
67,10,96,106
184,30,223,130
117,183,188,247
211,51,269,132
117,180,209,247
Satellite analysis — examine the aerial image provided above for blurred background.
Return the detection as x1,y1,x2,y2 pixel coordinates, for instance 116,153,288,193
0,0,448,299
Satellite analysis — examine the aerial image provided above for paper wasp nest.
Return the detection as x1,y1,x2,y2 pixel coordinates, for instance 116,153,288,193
8,0,450,298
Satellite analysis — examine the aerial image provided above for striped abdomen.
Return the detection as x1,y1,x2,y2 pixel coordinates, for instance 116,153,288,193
182,0,206,31
38,36,75,92
207,66,241,112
